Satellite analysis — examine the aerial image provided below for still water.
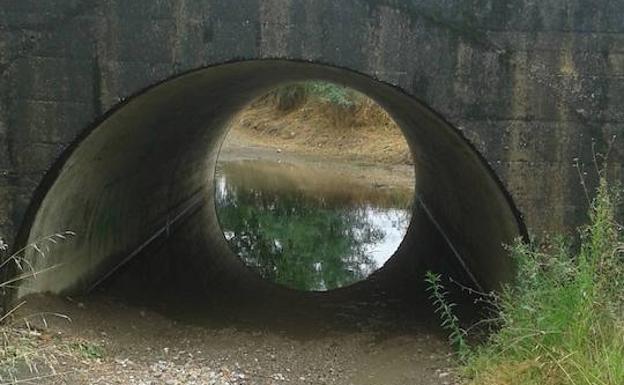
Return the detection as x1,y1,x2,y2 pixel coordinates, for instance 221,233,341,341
215,160,414,292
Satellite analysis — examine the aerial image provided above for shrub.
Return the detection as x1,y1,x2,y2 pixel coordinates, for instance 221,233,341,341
265,83,309,111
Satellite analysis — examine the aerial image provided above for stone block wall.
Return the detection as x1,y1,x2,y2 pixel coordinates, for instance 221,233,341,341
1,0,623,244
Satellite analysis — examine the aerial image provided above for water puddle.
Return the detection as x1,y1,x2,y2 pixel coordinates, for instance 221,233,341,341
215,160,414,291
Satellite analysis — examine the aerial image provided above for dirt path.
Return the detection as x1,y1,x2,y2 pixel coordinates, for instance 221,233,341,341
5,295,459,385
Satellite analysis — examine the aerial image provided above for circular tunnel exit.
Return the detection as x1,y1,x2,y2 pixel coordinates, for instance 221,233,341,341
13,60,525,324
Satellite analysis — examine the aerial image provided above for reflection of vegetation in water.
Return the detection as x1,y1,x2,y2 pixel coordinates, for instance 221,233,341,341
215,159,414,291
215,160,415,210
216,185,385,291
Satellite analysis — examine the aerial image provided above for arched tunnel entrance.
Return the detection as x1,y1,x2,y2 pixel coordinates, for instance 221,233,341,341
13,60,525,331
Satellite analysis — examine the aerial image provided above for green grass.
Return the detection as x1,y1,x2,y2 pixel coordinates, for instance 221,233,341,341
462,177,624,385
71,340,105,360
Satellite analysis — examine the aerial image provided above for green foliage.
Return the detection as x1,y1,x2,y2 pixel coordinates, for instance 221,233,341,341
305,81,359,108
464,177,624,385
425,271,469,359
71,341,105,360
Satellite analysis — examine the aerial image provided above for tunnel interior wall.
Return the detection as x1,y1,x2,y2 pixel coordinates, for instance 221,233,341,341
11,61,523,308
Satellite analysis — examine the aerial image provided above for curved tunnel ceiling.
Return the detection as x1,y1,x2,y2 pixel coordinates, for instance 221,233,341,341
15,60,525,306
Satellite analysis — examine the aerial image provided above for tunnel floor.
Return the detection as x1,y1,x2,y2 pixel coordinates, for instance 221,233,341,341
18,226,479,384
11,292,459,385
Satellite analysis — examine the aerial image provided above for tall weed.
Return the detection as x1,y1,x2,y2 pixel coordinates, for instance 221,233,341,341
464,177,624,385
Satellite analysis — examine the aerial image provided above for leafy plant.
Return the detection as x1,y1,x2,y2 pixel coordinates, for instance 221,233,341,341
425,271,469,359
305,81,359,108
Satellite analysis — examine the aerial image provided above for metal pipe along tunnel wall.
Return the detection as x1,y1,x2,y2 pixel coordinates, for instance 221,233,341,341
13,60,525,310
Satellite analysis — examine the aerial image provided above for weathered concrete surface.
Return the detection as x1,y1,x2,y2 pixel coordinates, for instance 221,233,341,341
1,1,623,298
11,61,520,301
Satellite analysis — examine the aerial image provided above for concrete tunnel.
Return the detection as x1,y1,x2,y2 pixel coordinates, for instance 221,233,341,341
12,60,526,323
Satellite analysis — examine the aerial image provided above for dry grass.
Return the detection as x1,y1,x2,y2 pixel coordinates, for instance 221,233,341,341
0,232,97,384
227,84,413,166
0,314,106,384
1,315,72,383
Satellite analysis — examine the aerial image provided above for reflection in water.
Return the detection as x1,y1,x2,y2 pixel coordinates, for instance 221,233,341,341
215,161,414,291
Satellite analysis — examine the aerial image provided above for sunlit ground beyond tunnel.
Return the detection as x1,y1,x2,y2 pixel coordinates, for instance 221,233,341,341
214,81,416,292
12,61,524,339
